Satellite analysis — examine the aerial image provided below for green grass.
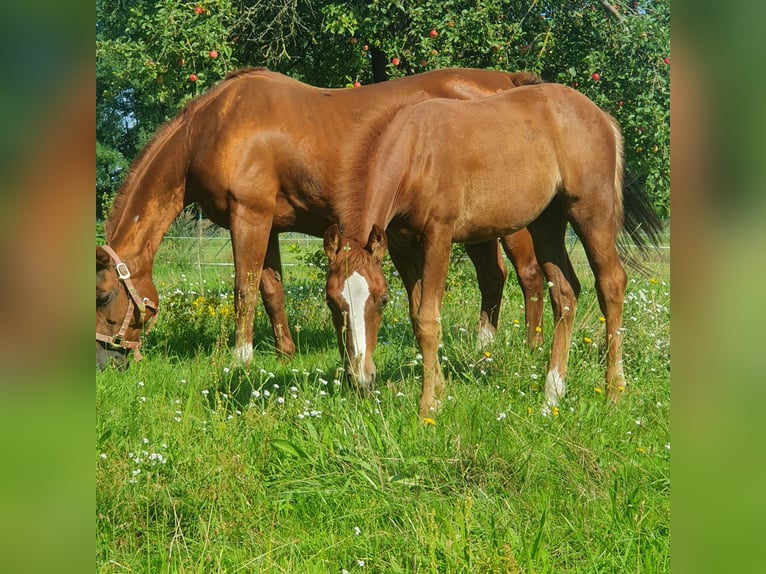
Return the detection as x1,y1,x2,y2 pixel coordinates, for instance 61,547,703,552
97,236,670,573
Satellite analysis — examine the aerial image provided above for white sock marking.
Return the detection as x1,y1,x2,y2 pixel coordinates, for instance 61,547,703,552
545,367,565,406
341,272,370,359
234,343,253,364
477,325,495,350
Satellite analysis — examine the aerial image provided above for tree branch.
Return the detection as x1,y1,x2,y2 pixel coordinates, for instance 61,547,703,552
597,0,625,22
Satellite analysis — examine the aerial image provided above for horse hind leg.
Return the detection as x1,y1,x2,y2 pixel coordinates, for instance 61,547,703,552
572,220,628,402
464,240,507,349
527,202,580,407
500,229,545,349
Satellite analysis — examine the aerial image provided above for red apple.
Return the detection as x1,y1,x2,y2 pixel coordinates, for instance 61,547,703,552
350,37,358,45
362,44,369,52
391,57,400,67
189,74,198,82
209,50,218,59
591,72,600,81
353,81,362,88
429,29,438,38
663,57,670,65
194,5,204,15
618,101,624,107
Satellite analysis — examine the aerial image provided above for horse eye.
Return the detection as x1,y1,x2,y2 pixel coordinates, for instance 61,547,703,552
97,291,112,307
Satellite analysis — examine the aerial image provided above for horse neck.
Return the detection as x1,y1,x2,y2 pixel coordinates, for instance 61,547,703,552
340,176,399,246
105,119,189,275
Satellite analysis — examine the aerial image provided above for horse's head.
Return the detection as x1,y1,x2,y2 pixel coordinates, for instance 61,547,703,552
96,245,159,371
323,224,389,391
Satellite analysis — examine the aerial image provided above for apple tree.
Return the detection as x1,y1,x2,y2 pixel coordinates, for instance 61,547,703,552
97,0,669,218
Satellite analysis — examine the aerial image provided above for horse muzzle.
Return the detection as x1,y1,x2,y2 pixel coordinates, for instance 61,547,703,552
96,341,130,371
346,354,377,391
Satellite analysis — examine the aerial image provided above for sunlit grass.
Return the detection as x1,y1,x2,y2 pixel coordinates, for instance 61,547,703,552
97,237,669,573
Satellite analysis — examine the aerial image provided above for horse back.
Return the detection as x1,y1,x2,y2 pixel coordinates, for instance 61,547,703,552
372,83,620,242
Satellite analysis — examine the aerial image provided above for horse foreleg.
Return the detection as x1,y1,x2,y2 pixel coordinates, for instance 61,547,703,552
464,240,507,349
230,206,274,364
500,229,545,349
260,231,296,358
412,230,452,418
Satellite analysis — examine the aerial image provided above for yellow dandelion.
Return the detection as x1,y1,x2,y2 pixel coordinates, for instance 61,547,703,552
637,447,646,454
649,277,659,285
583,336,593,345
594,386,603,394
598,316,605,323
535,326,542,333
422,417,436,426
552,406,560,417
526,406,533,415
483,351,492,358
513,319,520,325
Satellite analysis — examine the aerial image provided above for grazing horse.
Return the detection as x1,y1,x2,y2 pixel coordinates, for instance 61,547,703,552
96,67,546,370
323,82,662,417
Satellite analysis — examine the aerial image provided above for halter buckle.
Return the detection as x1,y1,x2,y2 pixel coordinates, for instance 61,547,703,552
110,334,124,348
116,262,131,280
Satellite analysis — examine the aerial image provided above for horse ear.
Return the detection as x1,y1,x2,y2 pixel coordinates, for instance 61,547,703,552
366,224,387,264
323,224,342,264
97,245,112,272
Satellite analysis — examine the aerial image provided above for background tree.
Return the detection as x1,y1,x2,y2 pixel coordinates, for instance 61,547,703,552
97,0,669,217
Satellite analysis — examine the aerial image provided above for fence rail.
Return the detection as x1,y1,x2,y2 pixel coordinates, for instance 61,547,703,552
96,231,670,270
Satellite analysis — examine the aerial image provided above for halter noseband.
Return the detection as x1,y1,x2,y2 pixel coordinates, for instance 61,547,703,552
96,245,159,361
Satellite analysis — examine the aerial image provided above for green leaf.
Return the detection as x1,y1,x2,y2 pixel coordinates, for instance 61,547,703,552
270,438,309,460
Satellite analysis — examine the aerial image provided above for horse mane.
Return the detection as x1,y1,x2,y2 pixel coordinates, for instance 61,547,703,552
106,110,189,239
336,97,412,237
108,68,292,238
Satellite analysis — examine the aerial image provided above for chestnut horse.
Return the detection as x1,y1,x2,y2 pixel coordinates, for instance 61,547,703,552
323,82,662,417
96,68,546,370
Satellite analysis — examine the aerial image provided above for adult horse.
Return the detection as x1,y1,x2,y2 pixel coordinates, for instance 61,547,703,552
96,68,546,370
323,82,663,417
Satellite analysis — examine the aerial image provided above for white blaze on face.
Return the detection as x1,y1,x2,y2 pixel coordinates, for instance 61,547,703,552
341,272,370,358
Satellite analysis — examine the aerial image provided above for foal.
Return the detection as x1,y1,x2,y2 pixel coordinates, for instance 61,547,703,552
324,82,661,416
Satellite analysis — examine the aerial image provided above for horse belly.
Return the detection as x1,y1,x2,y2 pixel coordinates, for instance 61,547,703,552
450,167,559,244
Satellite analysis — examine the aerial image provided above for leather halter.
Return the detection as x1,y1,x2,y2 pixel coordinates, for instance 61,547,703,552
96,245,159,361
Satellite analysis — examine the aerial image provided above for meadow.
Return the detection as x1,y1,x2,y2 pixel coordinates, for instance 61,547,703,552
96,225,670,573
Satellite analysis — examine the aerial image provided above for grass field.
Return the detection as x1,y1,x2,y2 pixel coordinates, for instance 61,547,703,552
96,230,670,573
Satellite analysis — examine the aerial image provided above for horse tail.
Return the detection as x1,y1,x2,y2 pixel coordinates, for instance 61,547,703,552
606,114,664,270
